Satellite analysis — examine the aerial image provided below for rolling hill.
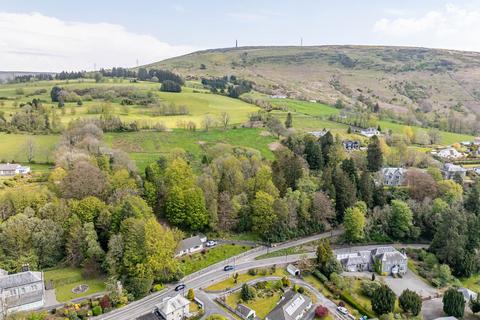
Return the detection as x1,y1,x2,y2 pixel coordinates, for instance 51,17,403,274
146,45,480,117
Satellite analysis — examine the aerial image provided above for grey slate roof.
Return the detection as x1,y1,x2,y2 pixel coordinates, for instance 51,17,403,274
0,163,20,171
266,291,311,320
236,304,255,317
176,235,205,253
0,271,42,290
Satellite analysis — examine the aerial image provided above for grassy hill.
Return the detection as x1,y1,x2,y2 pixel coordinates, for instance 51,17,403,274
146,45,480,116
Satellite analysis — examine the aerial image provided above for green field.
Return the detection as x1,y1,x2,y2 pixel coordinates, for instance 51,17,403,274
269,98,341,117
0,79,259,128
178,244,252,276
105,128,276,172
44,267,106,302
0,133,59,163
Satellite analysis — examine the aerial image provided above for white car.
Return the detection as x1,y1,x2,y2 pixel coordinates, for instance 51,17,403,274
205,240,217,247
337,306,348,315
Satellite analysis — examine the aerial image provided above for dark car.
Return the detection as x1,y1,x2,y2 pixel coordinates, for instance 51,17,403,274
224,265,235,271
174,284,186,291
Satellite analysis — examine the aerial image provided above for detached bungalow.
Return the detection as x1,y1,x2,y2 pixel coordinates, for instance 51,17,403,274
436,147,464,160
442,163,467,180
175,235,207,257
360,127,380,138
265,290,312,320
0,163,30,176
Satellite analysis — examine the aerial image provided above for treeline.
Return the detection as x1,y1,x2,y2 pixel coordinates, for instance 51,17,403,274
137,68,184,85
201,75,253,98
100,67,136,78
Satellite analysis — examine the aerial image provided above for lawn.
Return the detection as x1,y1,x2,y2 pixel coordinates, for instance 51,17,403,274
226,289,281,319
178,244,253,276
44,267,106,302
460,274,480,293
269,99,341,117
0,133,59,163
255,245,310,260
205,268,288,291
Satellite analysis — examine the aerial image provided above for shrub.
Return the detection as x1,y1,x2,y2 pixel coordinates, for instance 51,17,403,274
187,288,195,301
240,284,256,301
360,280,381,298
152,284,163,292
443,288,465,318
282,276,291,287
315,305,329,318
399,289,422,316
297,286,305,294
92,306,103,316
372,284,396,315
248,268,257,276
99,295,112,309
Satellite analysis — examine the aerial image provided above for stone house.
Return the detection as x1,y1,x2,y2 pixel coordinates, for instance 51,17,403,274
0,270,45,314
442,163,467,180
265,290,312,320
336,246,408,276
381,167,407,186
343,140,360,151
436,147,464,160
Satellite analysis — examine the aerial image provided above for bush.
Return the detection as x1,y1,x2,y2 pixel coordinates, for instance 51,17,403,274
399,289,422,316
240,284,256,301
315,305,329,318
340,291,376,318
313,270,328,283
372,284,396,315
360,280,381,298
160,80,181,93
443,288,465,318
297,286,305,294
99,295,111,309
92,306,103,316
248,268,257,276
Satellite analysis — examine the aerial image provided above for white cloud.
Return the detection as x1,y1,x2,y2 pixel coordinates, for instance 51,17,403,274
373,4,480,51
0,12,197,72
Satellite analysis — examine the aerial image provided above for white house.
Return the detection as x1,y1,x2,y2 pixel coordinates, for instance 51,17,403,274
175,235,207,257
286,264,300,277
308,130,328,138
0,270,45,314
458,288,478,302
360,127,380,138
0,163,31,176
154,294,190,320
436,147,464,159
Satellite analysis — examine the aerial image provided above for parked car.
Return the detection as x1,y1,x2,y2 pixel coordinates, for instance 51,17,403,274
174,284,186,291
337,306,348,315
224,265,235,271
206,240,217,247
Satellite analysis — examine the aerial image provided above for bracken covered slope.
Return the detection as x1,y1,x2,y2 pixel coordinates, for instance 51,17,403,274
145,45,480,115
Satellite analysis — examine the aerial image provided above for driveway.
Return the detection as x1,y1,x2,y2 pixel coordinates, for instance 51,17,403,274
383,270,437,299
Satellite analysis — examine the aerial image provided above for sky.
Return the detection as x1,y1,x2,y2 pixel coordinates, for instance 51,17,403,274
1,0,480,71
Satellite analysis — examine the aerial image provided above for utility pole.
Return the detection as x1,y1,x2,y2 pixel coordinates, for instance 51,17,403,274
136,58,139,67
235,40,238,48
300,37,303,47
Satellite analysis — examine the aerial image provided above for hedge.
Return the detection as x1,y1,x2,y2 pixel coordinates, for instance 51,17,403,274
340,292,376,318
313,270,328,283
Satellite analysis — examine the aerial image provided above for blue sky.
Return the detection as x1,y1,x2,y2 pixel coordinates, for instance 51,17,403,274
1,1,480,71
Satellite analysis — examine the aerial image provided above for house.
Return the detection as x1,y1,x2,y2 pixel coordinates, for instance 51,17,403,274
360,127,380,138
0,270,45,314
308,130,328,138
265,290,312,320
286,264,300,277
153,294,190,320
0,163,31,176
458,287,478,302
442,163,467,180
343,140,360,151
236,304,256,320
381,167,407,186
270,94,287,99
175,235,207,257
336,246,408,276
436,147,464,159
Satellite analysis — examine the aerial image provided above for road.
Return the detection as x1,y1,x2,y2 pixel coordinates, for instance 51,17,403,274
94,227,425,320
94,229,342,320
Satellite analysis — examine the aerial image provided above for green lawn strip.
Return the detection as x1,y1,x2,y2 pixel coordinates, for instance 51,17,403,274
44,267,106,302
254,246,310,260
205,269,288,292
269,99,341,117
0,133,59,163
460,274,480,293
178,244,252,276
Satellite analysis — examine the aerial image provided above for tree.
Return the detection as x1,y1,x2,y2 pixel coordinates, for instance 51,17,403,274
367,136,383,172
23,137,36,163
388,200,413,239
315,305,329,318
403,126,414,144
470,295,480,314
219,112,230,130
372,284,396,315
344,202,366,242
202,115,215,131
316,240,341,276
160,80,181,92
303,136,323,171
266,117,285,138
405,169,437,201
240,284,255,301
60,161,106,200
285,112,293,128
358,171,374,208
465,179,480,214
443,288,465,318
187,288,195,301
50,86,62,102
333,168,356,222
399,289,422,316
251,191,276,236
94,72,103,83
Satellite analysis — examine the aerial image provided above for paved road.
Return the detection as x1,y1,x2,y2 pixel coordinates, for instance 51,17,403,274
196,290,234,320
94,229,342,320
